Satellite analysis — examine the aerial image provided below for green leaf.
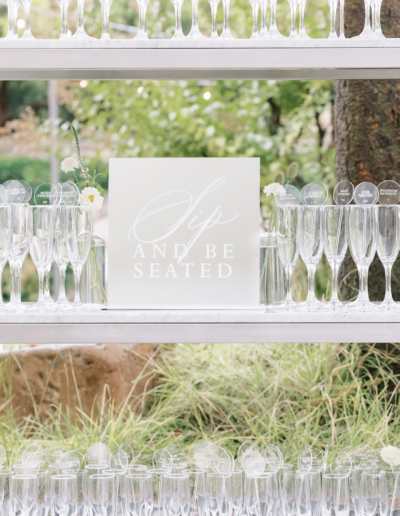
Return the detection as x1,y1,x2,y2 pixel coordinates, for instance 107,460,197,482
95,183,104,196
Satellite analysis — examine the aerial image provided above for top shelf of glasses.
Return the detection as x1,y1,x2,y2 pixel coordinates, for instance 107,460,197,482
1,39,400,80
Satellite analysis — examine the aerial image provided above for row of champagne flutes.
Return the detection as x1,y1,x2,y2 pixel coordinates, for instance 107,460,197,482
270,179,400,313
0,439,396,516
0,179,92,311
1,0,385,41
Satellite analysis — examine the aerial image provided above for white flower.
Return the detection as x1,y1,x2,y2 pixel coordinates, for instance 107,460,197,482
80,187,104,213
380,446,400,466
61,156,80,173
263,183,286,197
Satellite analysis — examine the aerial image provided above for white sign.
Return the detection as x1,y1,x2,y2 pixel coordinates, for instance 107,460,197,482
108,158,260,309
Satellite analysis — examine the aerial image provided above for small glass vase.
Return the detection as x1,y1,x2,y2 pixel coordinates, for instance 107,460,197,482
80,233,106,307
260,232,285,307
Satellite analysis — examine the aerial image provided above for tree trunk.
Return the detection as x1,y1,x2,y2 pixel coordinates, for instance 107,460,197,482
334,0,400,302
0,82,7,127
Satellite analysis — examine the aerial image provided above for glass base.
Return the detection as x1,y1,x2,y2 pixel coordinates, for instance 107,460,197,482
268,24,284,39
101,32,111,40
0,302,17,312
297,29,310,39
294,299,328,312
135,30,148,40
4,31,18,39
187,26,207,39
377,301,400,312
272,299,297,312
21,29,35,39
353,26,374,39
172,29,186,39
258,28,269,39
70,26,95,40
28,303,56,312
346,300,377,312
60,32,69,39
325,301,348,313
328,31,338,39
220,28,234,39
250,32,258,40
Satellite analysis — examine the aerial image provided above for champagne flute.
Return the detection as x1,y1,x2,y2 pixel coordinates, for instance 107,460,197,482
296,206,325,312
348,205,378,312
9,204,29,312
64,206,92,310
355,0,374,38
27,206,55,311
276,206,300,312
209,0,221,39
54,206,71,311
0,206,12,312
322,206,349,312
135,0,150,39
171,0,186,39
376,205,400,311
249,0,259,39
321,474,350,516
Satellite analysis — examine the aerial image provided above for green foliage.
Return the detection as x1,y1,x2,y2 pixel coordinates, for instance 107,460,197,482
0,343,398,464
0,156,50,192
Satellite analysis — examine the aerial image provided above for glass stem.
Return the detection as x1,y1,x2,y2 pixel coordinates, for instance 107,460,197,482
0,266,3,305
270,0,277,27
329,2,336,36
23,1,31,34
260,0,267,32
290,3,297,36
14,262,22,305
371,1,376,30
306,264,317,304
37,269,45,305
77,0,84,30
359,266,370,304
222,0,230,31
375,0,381,32
60,1,68,36
13,2,19,36
9,262,15,304
74,266,82,304
211,2,218,37
139,1,147,33
383,264,393,304
299,1,305,32
251,3,258,37
339,0,344,37
101,1,109,37
192,0,199,28
58,265,68,302
45,267,51,300
330,261,341,304
7,0,14,35
285,265,293,306
364,0,370,30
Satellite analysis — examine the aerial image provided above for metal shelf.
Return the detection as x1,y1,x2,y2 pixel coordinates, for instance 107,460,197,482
1,40,400,79
0,308,399,343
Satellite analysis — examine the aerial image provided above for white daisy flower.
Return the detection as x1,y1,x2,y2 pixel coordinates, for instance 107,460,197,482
80,187,104,213
263,183,286,198
381,446,400,466
61,156,80,173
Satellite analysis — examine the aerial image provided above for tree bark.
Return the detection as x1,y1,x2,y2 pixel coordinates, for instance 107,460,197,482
0,82,7,127
334,0,400,302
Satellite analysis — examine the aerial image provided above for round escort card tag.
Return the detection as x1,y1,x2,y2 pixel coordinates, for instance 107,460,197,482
333,180,354,205
354,182,378,205
377,180,400,205
34,183,58,206
61,181,80,206
19,180,32,203
301,182,327,206
0,185,7,204
3,180,27,204
276,184,301,206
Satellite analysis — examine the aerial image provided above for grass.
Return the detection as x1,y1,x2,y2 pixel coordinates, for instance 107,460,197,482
0,343,399,466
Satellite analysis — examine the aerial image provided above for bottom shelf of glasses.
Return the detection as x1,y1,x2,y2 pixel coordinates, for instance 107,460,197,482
0,307,399,343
